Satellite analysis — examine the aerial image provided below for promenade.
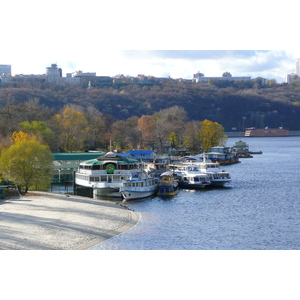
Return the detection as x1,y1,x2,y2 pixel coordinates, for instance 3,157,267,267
0,192,138,250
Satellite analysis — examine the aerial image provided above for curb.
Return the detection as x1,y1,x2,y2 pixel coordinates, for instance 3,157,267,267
74,210,139,250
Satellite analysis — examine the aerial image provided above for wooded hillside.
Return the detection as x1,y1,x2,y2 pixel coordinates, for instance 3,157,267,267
1,81,299,131
0,81,300,153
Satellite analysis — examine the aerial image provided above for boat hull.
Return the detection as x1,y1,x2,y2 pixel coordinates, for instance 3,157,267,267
178,181,210,189
210,158,240,165
121,189,157,201
157,185,179,197
93,187,122,198
209,180,231,187
245,128,290,137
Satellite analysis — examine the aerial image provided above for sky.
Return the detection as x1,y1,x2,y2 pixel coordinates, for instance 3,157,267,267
2,1,300,83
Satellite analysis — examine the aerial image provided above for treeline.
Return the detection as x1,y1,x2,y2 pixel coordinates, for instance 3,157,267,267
0,80,300,152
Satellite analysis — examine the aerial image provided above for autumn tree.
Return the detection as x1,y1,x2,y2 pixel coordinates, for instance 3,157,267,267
122,116,141,149
19,120,54,146
111,120,128,151
197,119,227,152
152,106,187,153
53,107,89,152
0,132,54,193
111,116,141,151
138,115,155,148
183,120,202,153
0,100,23,137
84,105,106,150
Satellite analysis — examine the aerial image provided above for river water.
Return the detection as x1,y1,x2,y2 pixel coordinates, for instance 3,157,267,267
88,136,300,250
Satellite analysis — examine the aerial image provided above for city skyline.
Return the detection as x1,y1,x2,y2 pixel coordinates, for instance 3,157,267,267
2,50,300,84
2,1,300,83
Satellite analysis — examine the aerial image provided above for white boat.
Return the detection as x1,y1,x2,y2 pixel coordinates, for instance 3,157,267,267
157,171,179,198
196,157,231,186
168,164,211,189
120,171,158,201
206,146,240,165
75,151,142,198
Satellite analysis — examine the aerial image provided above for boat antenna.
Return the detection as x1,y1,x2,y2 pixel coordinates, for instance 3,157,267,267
109,138,112,152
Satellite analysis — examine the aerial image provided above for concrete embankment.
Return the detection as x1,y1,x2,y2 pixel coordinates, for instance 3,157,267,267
0,192,138,250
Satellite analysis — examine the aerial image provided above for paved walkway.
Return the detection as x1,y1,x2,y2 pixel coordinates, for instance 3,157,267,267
0,192,138,250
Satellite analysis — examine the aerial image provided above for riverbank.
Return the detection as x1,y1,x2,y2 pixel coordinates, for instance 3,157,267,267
0,191,138,250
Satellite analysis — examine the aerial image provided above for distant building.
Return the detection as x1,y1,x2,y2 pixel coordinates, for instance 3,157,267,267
286,59,300,84
296,58,300,76
70,70,96,77
0,64,11,76
46,63,65,83
193,71,251,83
46,63,62,78
286,73,300,84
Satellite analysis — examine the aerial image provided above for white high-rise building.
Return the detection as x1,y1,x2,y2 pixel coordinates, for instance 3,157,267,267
296,59,300,76
46,63,62,78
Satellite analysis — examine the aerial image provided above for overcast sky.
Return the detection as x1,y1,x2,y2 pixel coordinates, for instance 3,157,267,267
2,0,299,83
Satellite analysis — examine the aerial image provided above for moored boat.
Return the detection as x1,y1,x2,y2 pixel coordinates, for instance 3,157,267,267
168,164,211,189
196,157,231,187
245,127,290,137
75,151,142,198
249,150,263,155
157,171,179,198
206,146,240,165
231,140,253,158
120,171,158,201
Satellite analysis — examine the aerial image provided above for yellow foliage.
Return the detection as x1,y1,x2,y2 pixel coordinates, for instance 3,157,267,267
54,107,89,152
11,131,36,144
198,119,227,152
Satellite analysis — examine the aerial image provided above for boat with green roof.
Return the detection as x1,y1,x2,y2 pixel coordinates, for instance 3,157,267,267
75,151,143,198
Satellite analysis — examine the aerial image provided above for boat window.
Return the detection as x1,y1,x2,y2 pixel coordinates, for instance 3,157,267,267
101,176,107,182
94,177,99,181
90,177,94,181
114,175,121,181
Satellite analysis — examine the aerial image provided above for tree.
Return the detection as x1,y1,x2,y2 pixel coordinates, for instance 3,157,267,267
110,117,141,151
183,120,202,153
168,132,178,148
0,132,54,193
152,106,187,153
197,119,227,152
122,116,141,150
19,120,54,145
84,105,106,150
53,107,89,152
138,115,155,148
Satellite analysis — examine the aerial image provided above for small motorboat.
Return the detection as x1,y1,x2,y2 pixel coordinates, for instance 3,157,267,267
157,171,179,198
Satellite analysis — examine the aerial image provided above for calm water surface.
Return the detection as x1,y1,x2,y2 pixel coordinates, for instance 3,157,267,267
89,136,300,250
